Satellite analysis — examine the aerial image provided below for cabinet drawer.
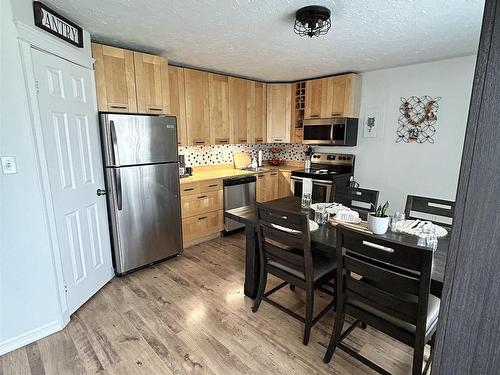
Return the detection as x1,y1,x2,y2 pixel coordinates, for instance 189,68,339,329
199,179,222,192
180,182,199,196
181,190,222,218
182,210,223,243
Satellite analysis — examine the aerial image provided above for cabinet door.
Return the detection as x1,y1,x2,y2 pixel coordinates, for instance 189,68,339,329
181,190,223,218
304,78,328,119
208,73,231,145
278,171,293,198
229,77,251,144
253,82,267,143
328,76,346,117
134,52,169,114
91,43,137,113
256,173,268,202
184,69,210,146
267,172,279,201
182,210,223,244
267,84,292,143
168,66,187,146
326,74,361,118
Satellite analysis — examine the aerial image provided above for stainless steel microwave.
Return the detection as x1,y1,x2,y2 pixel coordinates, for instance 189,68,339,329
302,117,358,146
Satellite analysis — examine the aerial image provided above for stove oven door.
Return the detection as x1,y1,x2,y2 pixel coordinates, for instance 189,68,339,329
291,176,333,203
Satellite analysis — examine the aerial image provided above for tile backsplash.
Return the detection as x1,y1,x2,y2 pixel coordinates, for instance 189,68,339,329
178,143,307,167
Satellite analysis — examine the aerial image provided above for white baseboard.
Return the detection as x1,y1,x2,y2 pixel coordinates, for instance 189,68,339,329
0,320,63,356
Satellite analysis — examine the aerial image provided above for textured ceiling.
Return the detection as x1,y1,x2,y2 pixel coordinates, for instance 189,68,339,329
43,0,484,81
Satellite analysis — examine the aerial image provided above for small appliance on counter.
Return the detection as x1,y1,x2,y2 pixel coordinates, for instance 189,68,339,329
179,154,192,178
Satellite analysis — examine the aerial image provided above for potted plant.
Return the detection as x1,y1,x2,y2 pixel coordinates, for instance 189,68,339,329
367,201,390,234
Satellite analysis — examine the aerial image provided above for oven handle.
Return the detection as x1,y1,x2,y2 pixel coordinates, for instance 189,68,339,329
291,176,334,186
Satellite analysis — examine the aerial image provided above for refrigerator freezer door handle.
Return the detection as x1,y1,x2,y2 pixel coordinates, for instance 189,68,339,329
115,168,123,210
110,120,119,166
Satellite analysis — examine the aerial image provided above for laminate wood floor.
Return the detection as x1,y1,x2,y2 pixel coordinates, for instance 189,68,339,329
1,233,430,374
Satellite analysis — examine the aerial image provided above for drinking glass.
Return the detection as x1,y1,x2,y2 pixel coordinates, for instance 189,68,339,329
423,224,438,250
314,205,329,224
301,193,311,209
390,212,405,233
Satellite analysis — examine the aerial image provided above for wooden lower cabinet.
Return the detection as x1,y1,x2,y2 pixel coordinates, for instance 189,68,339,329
181,190,223,219
181,178,223,246
278,171,293,198
182,210,223,244
256,171,280,202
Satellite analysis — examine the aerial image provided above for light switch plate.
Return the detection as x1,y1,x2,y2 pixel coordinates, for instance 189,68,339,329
1,156,17,174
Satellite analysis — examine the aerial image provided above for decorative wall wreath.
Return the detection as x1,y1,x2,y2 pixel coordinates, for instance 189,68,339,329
397,96,441,143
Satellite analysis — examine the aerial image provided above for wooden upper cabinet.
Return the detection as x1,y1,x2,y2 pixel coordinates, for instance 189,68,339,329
305,73,361,119
92,43,137,113
253,82,267,143
133,52,169,114
168,66,187,146
229,77,251,144
184,69,210,146
331,73,361,118
304,78,328,119
208,73,231,145
267,83,292,143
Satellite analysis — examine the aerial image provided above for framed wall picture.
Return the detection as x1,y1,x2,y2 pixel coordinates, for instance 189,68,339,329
363,106,380,138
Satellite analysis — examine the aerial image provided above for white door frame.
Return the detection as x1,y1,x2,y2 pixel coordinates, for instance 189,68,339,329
16,20,100,327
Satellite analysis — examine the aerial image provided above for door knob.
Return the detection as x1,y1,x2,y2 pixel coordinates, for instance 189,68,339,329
96,188,107,196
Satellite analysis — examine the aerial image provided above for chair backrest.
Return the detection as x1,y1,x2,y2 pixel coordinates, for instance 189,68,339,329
405,195,455,227
256,203,313,282
336,225,433,338
334,187,379,220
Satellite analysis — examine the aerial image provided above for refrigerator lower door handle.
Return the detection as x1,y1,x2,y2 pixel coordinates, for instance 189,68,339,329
115,168,123,210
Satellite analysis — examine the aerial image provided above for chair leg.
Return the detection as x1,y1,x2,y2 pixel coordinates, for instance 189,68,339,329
252,268,267,313
303,287,314,345
360,322,367,329
289,284,295,291
412,336,425,375
324,311,345,363
423,334,436,374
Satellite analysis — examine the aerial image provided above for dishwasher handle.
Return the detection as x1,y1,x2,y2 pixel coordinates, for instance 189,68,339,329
223,175,257,186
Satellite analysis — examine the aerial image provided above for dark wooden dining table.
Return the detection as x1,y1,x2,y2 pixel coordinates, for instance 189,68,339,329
225,196,449,299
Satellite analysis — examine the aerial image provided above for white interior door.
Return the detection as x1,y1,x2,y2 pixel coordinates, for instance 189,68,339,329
32,48,113,314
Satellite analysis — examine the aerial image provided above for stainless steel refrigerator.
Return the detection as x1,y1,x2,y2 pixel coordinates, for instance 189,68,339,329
99,113,182,275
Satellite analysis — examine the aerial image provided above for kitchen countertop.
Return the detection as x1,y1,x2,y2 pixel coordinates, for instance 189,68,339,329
179,163,302,184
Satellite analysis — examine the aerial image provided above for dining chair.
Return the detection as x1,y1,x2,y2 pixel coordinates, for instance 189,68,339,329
253,203,337,345
405,195,455,227
324,225,439,375
334,187,379,220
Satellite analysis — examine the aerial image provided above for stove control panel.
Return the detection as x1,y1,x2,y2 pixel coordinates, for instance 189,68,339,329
310,153,355,166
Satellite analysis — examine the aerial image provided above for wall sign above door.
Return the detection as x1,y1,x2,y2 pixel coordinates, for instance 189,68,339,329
33,1,83,48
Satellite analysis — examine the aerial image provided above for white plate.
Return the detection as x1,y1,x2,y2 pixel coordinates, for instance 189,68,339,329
331,217,362,224
309,220,319,232
309,202,345,215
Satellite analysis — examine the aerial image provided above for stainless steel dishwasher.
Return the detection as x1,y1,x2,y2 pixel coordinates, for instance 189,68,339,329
223,175,256,232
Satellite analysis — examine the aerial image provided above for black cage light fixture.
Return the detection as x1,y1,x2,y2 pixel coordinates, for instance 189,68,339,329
294,5,331,37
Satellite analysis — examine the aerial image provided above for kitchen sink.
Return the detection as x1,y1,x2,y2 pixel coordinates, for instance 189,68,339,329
241,167,270,172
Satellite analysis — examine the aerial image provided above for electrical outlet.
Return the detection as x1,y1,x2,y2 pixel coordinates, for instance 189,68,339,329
1,156,17,174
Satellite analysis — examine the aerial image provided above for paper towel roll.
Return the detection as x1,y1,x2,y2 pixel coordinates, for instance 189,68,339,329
303,178,313,196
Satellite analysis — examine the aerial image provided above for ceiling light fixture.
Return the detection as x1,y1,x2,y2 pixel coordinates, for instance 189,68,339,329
294,5,331,37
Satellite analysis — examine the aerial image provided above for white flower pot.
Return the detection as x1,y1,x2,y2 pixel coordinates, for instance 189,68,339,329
367,213,390,234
